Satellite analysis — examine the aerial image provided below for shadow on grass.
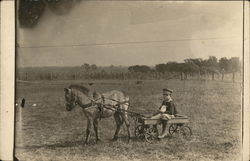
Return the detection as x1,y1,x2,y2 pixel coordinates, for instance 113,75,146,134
108,135,166,144
16,140,87,149
16,136,140,150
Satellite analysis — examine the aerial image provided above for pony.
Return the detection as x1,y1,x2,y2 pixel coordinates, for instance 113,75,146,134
64,84,131,144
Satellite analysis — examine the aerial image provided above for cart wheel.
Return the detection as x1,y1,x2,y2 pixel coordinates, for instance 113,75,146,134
144,126,158,143
135,125,144,139
169,124,178,136
179,126,192,140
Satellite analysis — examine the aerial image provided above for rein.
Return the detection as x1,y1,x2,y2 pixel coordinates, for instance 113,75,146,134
89,96,143,117
68,88,143,118
102,97,130,106
79,93,129,107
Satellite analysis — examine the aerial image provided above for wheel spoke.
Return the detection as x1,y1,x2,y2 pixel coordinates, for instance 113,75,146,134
169,124,178,136
179,126,192,139
135,125,144,138
144,126,157,143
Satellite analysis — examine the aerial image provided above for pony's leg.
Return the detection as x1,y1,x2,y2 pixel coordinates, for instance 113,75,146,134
93,118,100,143
122,113,131,143
113,112,123,141
85,120,92,144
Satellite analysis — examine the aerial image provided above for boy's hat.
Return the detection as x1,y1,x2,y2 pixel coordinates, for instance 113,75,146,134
163,88,173,94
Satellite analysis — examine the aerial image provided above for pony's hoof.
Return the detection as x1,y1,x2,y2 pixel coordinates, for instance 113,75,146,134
112,137,118,141
96,139,101,143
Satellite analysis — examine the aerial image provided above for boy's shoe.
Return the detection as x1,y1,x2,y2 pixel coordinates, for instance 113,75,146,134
158,134,166,139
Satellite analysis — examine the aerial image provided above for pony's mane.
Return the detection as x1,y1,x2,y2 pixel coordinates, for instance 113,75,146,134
69,84,90,95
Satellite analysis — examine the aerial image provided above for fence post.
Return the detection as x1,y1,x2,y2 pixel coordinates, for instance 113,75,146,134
232,72,235,82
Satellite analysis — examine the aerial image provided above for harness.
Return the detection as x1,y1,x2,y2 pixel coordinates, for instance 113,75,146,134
97,95,105,120
66,89,130,119
66,90,145,129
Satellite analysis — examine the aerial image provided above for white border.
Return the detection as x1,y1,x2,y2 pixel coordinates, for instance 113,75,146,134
0,0,249,161
243,1,250,161
0,1,15,160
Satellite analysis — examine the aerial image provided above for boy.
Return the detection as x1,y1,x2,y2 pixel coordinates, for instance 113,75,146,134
151,88,177,138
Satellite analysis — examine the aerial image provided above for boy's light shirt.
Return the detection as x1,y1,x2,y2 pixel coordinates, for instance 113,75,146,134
159,105,167,113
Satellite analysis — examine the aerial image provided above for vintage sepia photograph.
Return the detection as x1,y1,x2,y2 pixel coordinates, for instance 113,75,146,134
10,0,248,160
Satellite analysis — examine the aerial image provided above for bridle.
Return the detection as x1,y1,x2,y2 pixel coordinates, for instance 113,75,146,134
65,88,78,110
65,88,95,110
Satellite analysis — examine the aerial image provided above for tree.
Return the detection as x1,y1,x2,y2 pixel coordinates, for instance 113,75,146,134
90,64,97,71
229,57,241,82
177,63,199,80
219,57,230,72
184,58,203,68
229,57,240,72
203,56,219,80
184,58,207,79
204,56,218,69
128,65,151,73
139,65,152,73
180,62,200,73
82,63,90,73
155,64,167,73
165,62,179,72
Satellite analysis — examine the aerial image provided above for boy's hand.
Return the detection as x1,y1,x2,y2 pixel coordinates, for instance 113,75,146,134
158,110,164,114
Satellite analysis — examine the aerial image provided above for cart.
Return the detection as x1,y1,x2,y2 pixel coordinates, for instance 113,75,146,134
134,114,192,143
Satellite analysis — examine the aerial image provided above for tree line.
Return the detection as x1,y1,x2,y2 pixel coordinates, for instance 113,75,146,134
17,56,241,82
128,56,240,81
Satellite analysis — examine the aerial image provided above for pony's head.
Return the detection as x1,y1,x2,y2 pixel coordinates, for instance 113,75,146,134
64,85,92,111
64,88,77,111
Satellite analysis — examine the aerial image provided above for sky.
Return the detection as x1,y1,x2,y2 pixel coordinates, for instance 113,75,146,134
17,1,243,67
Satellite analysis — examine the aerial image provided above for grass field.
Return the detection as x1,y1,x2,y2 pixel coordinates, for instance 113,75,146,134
15,79,242,161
